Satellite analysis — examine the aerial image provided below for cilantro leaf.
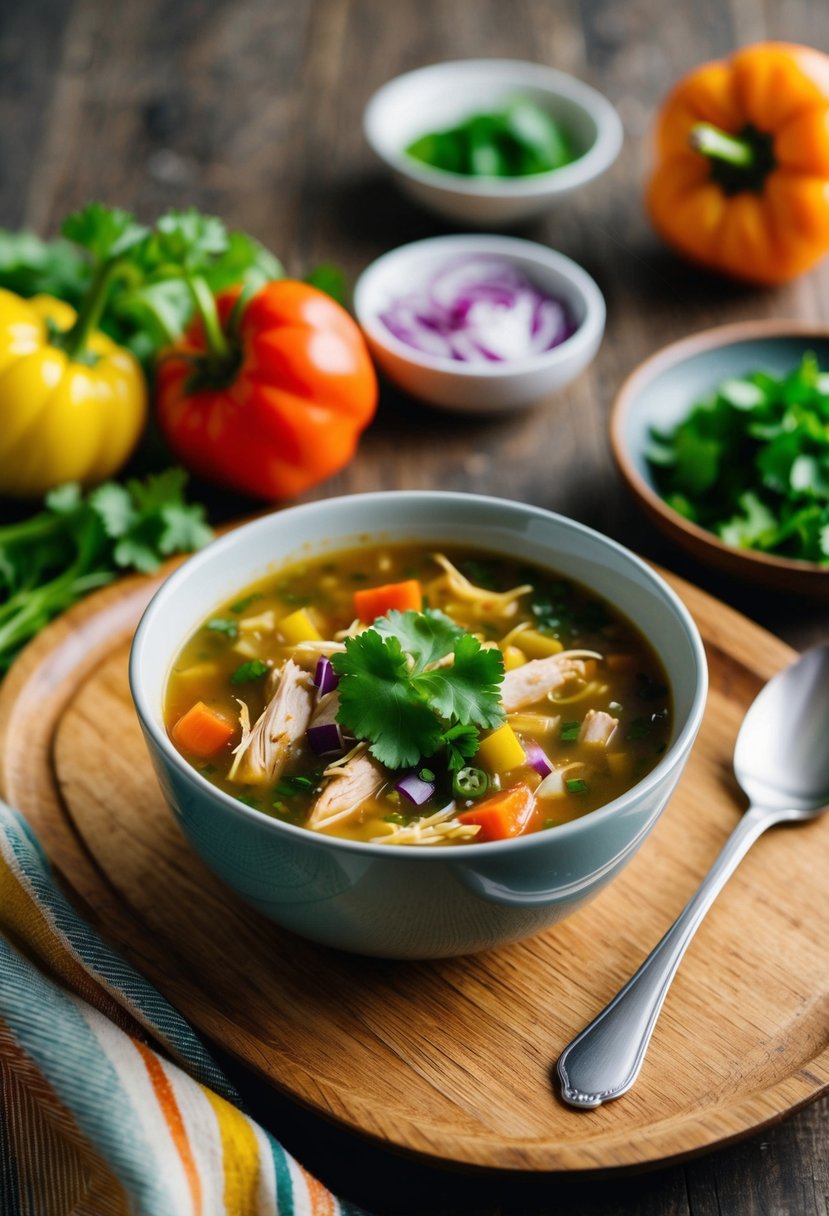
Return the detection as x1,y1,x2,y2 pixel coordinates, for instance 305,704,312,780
441,721,480,771
207,618,238,638
374,608,463,672
334,630,443,768
413,634,504,728
230,659,269,685
61,202,149,264
332,613,506,770
151,209,229,273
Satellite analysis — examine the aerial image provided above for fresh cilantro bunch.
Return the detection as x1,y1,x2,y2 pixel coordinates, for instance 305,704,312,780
0,203,347,370
646,354,829,564
332,609,505,770
0,469,212,673
0,204,282,369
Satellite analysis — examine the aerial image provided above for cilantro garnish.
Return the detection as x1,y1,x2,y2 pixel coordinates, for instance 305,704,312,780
646,353,829,564
560,721,580,742
332,609,505,770
230,659,268,685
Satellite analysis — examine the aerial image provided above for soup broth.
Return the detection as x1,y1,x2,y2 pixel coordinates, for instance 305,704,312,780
165,544,672,845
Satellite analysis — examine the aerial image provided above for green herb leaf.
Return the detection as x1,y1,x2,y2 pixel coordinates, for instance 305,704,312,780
333,613,505,770
61,202,149,264
230,659,269,685
560,721,580,741
334,629,444,768
207,618,238,638
374,608,463,672
566,778,589,794
413,633,504,728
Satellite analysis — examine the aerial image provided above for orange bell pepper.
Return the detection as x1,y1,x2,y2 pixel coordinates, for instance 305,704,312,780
156,280,377,500
646,42,829,284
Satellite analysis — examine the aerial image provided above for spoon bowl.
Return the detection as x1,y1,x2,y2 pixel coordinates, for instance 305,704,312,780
558,644,829,1108
734,645,829,812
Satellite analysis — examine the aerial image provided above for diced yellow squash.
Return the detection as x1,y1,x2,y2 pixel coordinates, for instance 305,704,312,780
607,752,633,779
517,630,564,659
277,607,322,645
501,644,527,671
476,723,526,774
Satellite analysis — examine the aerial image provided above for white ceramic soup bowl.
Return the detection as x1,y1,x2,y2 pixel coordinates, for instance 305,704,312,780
363,59,623,227
130,492,707,959
353,234,605,413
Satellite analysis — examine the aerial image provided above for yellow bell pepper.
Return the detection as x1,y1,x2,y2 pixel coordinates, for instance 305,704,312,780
0,289,146,498
476,723,526,774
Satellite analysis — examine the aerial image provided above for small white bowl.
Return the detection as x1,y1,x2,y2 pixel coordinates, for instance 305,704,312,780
353,233,605,413
363,58,623,227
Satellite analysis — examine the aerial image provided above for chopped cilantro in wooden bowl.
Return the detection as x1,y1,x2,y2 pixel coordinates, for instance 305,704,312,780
610,323,829,597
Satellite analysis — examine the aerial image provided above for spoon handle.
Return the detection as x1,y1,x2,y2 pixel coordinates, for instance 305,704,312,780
557,804,777,1109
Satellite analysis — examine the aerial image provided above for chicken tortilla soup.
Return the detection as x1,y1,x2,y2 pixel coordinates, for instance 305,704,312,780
165,544,672,845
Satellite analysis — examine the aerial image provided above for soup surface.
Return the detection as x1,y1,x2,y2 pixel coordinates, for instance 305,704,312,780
165,544,672,845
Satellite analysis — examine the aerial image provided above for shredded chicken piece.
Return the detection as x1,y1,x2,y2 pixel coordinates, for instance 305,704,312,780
291,639,347,662
372,804,481,846
578,708,619,747
428,553,532,620
238,610,277,634
307,747,387,829
501,650,601,712
228,659,314,785
310,690,339,728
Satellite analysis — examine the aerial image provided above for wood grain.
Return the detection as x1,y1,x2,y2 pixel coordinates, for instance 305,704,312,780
0,563,825,1175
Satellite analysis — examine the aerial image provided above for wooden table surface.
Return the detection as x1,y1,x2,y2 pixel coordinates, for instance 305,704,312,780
1,1,827,1213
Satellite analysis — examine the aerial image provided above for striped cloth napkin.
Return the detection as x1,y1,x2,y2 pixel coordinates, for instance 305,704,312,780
0,800,368,1216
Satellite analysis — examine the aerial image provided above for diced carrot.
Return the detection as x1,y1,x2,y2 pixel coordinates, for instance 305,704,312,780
457,782,536,843
354,578,422,622
172,701,235,757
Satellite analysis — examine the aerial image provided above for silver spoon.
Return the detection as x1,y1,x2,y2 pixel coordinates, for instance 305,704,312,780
557,643,829,1110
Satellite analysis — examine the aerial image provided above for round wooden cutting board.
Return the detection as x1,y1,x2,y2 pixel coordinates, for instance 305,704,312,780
0,562,826,1173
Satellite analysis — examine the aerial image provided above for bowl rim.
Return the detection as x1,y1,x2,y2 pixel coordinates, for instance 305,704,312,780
610,319,829,580
363,57,624,199
353,233,606,378
130,491,708,861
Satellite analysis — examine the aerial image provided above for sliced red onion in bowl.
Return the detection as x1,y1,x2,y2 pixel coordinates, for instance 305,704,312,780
395,770,436,806
378,254,575,364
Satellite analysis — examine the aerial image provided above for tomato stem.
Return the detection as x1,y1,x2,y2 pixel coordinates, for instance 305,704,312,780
188,276,231,362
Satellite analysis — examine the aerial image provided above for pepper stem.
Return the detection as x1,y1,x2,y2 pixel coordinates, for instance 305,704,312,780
60,261,121,362
689,123,754,167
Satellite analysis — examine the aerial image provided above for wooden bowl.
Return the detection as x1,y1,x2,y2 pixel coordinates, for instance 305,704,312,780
610,321,829,598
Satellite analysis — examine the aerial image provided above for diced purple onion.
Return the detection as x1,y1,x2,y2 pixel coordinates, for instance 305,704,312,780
524,740,554,777
313,656,339,697
378,255,575,364
307,721,345,756
395,770,436,806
